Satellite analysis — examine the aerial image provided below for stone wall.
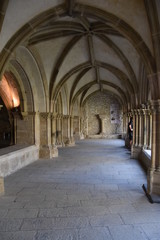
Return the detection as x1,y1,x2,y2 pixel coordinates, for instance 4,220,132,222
83,92,123,137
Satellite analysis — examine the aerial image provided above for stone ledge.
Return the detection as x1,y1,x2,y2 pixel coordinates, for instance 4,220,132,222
140,149,151,170
0,145,39,177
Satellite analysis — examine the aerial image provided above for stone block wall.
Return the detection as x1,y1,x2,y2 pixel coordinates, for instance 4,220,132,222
83,92,123,136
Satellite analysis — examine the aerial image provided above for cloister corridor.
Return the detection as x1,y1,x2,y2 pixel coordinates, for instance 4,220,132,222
0,139,160,240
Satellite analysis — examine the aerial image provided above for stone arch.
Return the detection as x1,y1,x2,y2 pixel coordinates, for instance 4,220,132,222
0,2,155,104
81,89,123,109
9,60,34,112
12,46,47,112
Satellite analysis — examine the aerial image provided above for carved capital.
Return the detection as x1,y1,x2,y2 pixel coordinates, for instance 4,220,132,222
137,109,142,116
150,99,160,113
63,115,70,119
57,114,63,119
40,112,51,119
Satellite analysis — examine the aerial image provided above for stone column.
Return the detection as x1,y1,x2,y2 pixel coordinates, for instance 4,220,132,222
126,113,129,134
70,116,75,144
138,109,143,147
86,117,89,138
142,107,150,149
80,117,84,139
135,110,139,146
149,111,152,149
123,113,126,134
51,113,58,157
63,115,71,145
51,113,57,146
35,112,40,146
122,112,128,139
125,112,133,148
132,112,136,146
61,115,65,146
56,114,62,146
39,112,55,159
147,100,160,195
131,110,141,159
78,116,81,138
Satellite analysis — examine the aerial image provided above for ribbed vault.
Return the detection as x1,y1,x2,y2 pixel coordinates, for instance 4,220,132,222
0,0,157,114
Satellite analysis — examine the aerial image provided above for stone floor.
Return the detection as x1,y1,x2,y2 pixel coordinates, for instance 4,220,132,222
0,139,160,240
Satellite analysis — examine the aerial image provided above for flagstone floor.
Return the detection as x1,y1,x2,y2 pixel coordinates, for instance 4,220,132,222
0,139,160,240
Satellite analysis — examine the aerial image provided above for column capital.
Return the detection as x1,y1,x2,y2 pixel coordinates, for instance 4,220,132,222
141,109,149,116
57,114,63,119
150,99,160,113
51,112,57,119
127,111,133,117
133,109,138,115
40,112,51,119
137,109,143,116
63,114,70,119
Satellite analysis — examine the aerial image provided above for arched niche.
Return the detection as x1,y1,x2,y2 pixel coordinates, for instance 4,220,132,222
82,91,123,138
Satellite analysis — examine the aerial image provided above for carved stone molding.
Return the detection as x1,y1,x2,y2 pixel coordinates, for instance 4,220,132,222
40,112,51,119
63,115,70,119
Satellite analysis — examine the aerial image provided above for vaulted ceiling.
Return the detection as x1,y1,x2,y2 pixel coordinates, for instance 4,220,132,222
0,0,158,114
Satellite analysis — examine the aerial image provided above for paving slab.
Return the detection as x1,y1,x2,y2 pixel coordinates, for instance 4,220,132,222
0,139,159,240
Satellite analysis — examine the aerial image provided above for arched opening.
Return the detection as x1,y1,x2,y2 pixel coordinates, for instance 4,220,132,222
0,97,12,148
0,73,21,147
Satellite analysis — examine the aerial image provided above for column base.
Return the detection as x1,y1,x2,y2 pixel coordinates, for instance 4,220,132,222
65,138,75,146
131,145,142,159
51,145,58,157
146,168,160,197
125,136,130,149
142,184,160,203
39,145,58,158
0,177,4,195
